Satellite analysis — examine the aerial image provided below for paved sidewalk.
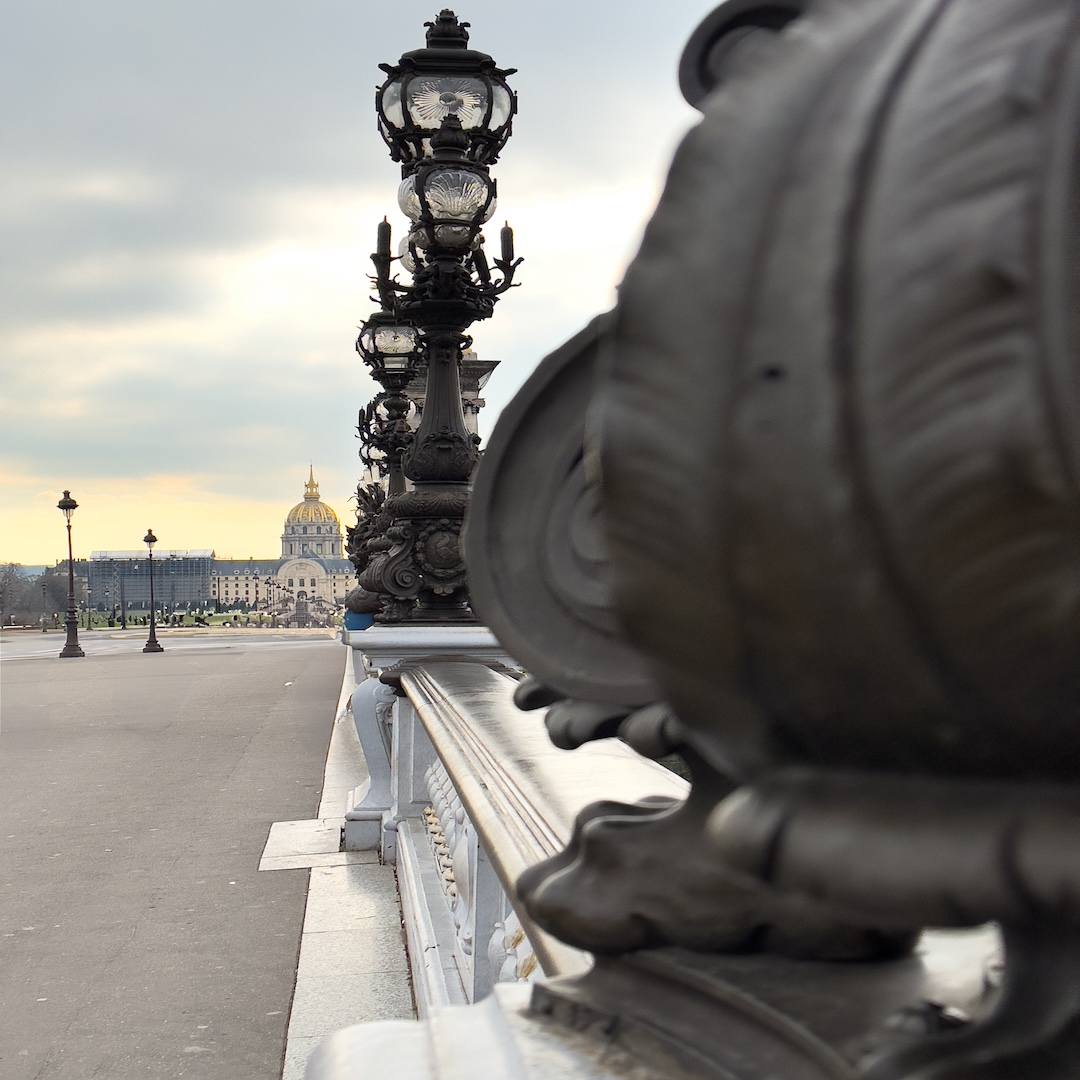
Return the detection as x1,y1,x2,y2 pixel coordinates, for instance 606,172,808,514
268,663,415,1078
0,638,342,1079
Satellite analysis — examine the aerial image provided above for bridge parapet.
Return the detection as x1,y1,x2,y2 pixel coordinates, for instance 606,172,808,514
340,634,687,1014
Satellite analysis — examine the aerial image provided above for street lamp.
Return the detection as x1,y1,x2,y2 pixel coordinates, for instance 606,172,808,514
56,491,85,658
357,10,521,624
280,585,295,627
357,310,422,498
143,528,164,653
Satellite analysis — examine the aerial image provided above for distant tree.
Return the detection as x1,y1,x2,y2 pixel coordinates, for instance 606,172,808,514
0,564,21,625
0,565,71,625
40,566,79,620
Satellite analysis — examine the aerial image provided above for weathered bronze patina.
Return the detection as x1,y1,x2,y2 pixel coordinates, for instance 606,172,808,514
467,0,1080,1074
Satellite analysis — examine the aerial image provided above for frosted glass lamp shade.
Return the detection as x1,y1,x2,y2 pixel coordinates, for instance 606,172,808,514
374,326,418,354
398,169,495,225
375,19,517,168
357,316,420,376
407,77,488,128
398,237,418,274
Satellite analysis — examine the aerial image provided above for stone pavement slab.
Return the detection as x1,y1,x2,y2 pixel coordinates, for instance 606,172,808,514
261,819,344,860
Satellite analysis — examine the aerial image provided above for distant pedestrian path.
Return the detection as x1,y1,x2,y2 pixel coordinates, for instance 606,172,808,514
0,636,343,1079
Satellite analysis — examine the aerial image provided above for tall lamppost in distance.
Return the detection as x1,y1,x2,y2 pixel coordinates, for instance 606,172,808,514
56,491,85,658
143,529,164,654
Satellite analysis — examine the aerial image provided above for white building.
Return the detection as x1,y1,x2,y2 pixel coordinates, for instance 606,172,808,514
210,470,353,619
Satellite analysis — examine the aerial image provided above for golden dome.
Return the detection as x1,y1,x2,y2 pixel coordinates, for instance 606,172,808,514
285,468,341,528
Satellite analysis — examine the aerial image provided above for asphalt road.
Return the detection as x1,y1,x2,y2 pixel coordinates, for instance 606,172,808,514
0,634,345,1079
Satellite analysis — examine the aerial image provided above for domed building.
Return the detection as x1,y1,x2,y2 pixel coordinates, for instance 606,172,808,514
281,469,345,559
210,469,354,624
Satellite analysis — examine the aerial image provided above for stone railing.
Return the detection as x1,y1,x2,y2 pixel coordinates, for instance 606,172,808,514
338,628,688,1017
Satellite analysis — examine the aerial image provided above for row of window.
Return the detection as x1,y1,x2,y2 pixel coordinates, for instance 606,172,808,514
212,574,347,581
211,570,348,582
214,575,350,593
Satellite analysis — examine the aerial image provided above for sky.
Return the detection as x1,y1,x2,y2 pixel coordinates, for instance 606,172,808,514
1,0,710,565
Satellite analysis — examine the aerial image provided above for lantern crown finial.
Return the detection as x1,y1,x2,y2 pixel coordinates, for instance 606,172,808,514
425,10,470,49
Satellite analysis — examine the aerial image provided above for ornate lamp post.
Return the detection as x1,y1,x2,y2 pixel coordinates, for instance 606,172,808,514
357,9,521,624
356,311,422,498
56,491,85,658
142,529,163,653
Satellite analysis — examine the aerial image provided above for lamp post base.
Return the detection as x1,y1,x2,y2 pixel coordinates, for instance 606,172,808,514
377,601,476,626
59,617,84,658
362,485,478,624
143,640,164,654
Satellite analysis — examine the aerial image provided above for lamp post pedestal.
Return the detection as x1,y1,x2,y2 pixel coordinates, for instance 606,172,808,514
59,588,84,657
362,483,474,623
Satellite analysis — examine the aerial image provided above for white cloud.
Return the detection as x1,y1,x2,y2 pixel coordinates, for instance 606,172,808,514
0,170,172,221
0,0,710,562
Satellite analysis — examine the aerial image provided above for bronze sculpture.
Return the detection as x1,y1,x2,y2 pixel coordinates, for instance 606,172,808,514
466,0,1080,1074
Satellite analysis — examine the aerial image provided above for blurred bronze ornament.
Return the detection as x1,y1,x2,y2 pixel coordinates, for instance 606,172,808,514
467,0,1080,1074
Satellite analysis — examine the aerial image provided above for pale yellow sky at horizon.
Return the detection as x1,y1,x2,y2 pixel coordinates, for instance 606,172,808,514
2,473,356,567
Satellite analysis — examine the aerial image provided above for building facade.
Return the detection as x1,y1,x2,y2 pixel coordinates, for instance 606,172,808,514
87,551,213,611
85,472,354,622
210,470,353,621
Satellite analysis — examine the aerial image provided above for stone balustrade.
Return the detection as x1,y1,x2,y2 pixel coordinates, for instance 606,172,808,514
338,630,687,1017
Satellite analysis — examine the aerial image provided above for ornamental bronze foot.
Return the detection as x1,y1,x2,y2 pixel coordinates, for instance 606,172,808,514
517,753,915,960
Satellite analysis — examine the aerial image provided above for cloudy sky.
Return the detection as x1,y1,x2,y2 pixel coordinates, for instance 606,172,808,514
1,1,709,565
